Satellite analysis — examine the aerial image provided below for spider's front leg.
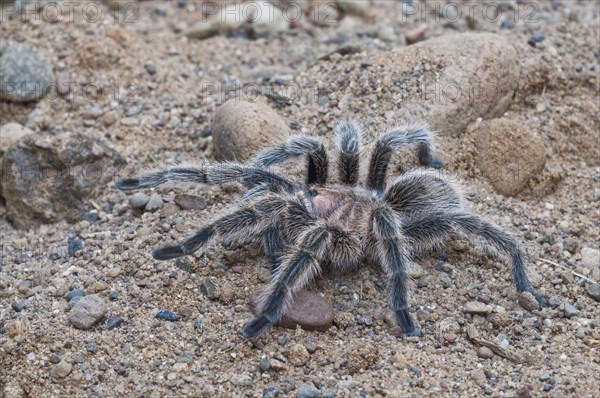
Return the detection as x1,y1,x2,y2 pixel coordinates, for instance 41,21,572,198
370,204,423,337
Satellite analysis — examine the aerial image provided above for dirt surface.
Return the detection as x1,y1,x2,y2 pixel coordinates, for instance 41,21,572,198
1,1,599,397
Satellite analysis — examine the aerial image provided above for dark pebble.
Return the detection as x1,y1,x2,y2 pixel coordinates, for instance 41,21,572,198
543,384,553,392
66,288,85,301
201,126,212,137
175,258,194,274
144,64,156,75
177,0,186,8
437,252,449,261
258,357,270,371
357,315,373,326
67,235,83,257
81,210,99,223
277,335,288,346
50,353,61,363
417,280,428,288
106,316,124,330
114,363,128,377
155,310,179,321
262,386,280,398
109,290,119,300
193,319,202,329
500,19,513,29
68,296,82,309
410,366,422,377
200,278,217,300
11,300,23,312
86,341,98,353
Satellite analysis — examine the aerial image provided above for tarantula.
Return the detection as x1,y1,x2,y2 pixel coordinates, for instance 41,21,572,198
115,121,545,338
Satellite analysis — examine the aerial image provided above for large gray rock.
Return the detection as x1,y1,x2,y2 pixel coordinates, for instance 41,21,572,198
371,33,520,136
212,99,290,161
0,43,53,102
1,131,125,228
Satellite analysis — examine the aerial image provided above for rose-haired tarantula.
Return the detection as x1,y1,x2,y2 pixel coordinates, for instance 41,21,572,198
115,121,545,338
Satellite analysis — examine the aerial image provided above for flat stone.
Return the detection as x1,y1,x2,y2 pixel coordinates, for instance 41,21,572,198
68,294,106,330
563,303,579,318
464,301,491,315
50,360,72,379
0,43,53,102
200,278,217,300
587,283,600,302
251,286,334,332
174,194,207,211
580,247,599,268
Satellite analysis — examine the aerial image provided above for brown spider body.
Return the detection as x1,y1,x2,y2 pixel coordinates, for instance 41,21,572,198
116,120,545,339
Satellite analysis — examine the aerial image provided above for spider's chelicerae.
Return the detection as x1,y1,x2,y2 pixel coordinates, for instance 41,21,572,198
115,121,545,338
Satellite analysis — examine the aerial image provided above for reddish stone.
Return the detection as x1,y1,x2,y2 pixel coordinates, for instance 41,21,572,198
251,286,333,332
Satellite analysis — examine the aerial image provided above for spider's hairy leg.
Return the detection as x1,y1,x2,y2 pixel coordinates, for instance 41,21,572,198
385,170,463,214
370,204,423,337
152,194,302,260
403,211,546,307
334,120,362,185
367,125,443,190
114,163,295,193
253,136,329,185
243,223,346,338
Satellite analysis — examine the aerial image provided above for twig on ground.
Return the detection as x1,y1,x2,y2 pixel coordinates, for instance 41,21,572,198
539,258,597,284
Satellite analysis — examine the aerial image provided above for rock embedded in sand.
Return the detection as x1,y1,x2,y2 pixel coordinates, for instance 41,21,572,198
580,247,599,268
129,192,149,209
174,193,207,211
68,294,106,330
1,131,125,228
250,286,334,332
212,99,290,161
0,123,33,154
518,291,540,312
0,43,53,102
474,118,546,197
50,360,72,379
477,346,494,359
464,301,491,315
289,344,310,367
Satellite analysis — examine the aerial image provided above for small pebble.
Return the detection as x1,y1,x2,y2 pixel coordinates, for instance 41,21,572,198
144,64,156,75
86,341,98,353
11,300,23,312
263,386,280,398
66,289,85,301
50,360,72,379
67,235,83,257
563,303,579,318
155,310,179,321
68,294,106,330
126,104,143,117
587,283,600,302
144,194,163,212
200,278,217,300
296,383,318,398
105,316,124,330
477,346,494,359
289,344,310,367
259,357,270,372
129,192,149,209
518,292,540,312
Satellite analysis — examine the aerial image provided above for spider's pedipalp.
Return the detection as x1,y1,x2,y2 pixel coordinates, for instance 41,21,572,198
369,204,422,336
114,166,207,190
152,193,307,260
114,163,295,193
253,136,329,185
367,125,442,190
334,120,363,185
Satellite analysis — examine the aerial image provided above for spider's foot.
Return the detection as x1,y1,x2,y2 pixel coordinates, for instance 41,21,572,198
405,327,424,337
242,316,272,338
534,293,549,309
152,245,186,260
114,178,140,190
428,158,444,169
394,309,423,337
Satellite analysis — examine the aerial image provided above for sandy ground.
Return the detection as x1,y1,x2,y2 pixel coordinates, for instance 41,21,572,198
1,1,599,397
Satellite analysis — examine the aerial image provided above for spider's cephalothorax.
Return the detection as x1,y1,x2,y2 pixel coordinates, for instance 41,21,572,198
115,121,545,338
